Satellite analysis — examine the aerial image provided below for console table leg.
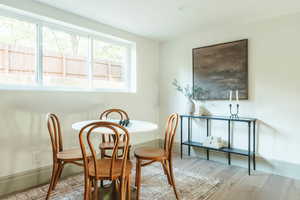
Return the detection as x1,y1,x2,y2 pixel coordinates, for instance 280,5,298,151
180,145,183,159
188,117,191,156
248,122,251,175
180,116,183,159
228,120,231,165
253,121,256,170
206,119,209,160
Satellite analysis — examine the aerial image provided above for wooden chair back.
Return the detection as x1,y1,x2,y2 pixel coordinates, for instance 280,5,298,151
99,109,129,143
79,121,130,179
99,108,129,121
46,113,63,160
163,113,179,159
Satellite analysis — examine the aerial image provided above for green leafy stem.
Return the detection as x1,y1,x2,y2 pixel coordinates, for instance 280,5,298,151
172,79,209,101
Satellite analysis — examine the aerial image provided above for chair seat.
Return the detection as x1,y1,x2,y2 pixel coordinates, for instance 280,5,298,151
57,148,83,160
88,159,132,179
134,147,167,160
99,141,131,149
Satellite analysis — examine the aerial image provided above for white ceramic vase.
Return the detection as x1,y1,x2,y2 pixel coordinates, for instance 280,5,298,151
193,100,210,116
186,99,195,114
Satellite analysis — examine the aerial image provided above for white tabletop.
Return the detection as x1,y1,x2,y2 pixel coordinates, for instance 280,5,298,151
72,119,158,134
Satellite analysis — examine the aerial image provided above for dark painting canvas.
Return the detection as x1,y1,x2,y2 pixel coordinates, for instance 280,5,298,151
193,39,248,100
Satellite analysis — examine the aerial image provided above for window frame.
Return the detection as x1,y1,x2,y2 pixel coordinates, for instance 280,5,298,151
0,7,136,93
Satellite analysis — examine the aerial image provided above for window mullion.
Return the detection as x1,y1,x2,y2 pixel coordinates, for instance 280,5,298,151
125,46,131,92
88,37,93,88
36,23,43,85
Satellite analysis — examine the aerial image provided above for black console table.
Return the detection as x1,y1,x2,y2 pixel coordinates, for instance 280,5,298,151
180,115,257,175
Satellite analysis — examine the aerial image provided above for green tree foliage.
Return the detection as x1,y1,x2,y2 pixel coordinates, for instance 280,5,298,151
0,16,124,63
0,16,35,47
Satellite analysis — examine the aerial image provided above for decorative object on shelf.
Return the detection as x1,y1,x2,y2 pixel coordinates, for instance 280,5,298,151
186,99,195,115
172,79,210,115
194,101,210,116
203,136,225,149
193,39,248,100
229,90,239,118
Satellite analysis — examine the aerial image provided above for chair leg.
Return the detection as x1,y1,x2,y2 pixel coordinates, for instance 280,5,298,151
101,149,105,159
84,176,91,200
127,175,131,200
93,179,99,200
135,158,142,200
161,160,172,185
46,163,59,200
52,162,64,190
135,159,138,187
167,160,179,200
100,149,107,188
114,179,120,194
120,177,126,200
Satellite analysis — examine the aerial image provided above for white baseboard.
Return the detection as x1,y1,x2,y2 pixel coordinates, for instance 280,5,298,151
0,163,82,197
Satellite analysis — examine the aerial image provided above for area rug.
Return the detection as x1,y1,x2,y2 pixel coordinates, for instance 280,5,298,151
4,164,220,200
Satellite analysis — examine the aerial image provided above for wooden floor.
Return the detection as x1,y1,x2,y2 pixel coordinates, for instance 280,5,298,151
4,154,300,200
172,155,300,200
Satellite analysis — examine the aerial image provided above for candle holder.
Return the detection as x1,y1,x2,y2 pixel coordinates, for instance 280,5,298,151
229,103,239,118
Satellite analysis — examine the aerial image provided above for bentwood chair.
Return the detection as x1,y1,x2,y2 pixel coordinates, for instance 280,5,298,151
134,113,179,200
46,113,84,200
79,121,132,200
99,109,132,159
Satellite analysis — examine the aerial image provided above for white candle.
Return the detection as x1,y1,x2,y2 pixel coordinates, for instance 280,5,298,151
229,90,232,102
236,90,239,103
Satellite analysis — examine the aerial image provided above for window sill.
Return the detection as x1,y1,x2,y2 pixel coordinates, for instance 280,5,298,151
0,85,136,94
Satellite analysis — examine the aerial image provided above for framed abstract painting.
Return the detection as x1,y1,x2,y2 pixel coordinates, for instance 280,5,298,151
193,39,248,100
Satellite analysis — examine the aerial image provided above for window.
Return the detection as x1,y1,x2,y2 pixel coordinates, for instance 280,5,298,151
0,11,135,92
93,39,127,89
43,27,89,88
0,16,36,86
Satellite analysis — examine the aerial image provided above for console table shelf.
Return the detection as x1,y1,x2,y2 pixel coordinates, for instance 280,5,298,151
182,141,253,156
180,115,257,175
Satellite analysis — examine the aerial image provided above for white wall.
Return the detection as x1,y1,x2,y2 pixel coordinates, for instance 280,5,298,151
0,0,160,177
159,13,300,174
1,0,300,182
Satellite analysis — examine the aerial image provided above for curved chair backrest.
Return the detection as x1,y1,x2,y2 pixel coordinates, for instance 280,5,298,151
99,108,129,121
163,113,179,159
99,109,129,143
46,113,63,160
79,121,130,179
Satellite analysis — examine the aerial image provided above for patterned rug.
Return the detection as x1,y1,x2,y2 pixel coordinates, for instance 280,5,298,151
4,164,220,200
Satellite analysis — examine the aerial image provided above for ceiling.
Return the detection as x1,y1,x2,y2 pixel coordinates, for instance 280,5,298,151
35,0,300,41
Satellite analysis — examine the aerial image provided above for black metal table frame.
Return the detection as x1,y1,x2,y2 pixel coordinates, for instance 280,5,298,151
180,115,257,175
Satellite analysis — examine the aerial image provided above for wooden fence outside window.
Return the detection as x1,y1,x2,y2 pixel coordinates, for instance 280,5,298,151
0,44,122,81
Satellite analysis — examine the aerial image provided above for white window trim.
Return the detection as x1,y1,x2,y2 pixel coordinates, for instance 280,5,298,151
0,6,136,93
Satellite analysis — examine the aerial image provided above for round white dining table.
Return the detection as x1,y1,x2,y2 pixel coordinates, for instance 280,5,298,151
72,119,158,134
